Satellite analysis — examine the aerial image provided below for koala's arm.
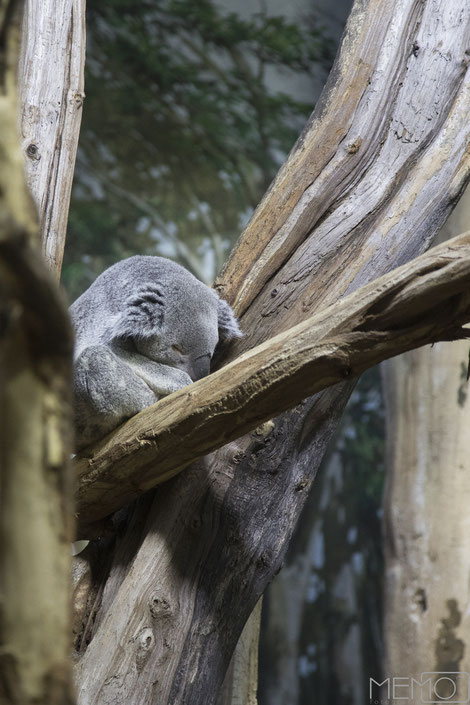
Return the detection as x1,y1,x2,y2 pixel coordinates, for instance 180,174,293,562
115,348,193,396
73,345,159,450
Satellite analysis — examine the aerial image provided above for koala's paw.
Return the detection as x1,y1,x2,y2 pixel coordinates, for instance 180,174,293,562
167,368,193,394
158,367,193,396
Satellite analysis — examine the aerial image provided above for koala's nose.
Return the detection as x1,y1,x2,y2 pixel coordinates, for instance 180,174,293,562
190,354,212,381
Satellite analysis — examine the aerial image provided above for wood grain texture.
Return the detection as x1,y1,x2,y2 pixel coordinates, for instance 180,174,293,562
219,0,470,347
74,1,470,703
75,232,470,527
18,0,85,276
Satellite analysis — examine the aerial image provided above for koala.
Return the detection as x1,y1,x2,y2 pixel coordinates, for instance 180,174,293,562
70,256,241,450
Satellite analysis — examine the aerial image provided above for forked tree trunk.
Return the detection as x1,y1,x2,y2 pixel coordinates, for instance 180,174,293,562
73,1,470,703
381,187,470,702
0,0,83,702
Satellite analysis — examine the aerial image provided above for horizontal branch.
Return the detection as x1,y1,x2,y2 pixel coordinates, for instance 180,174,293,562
75,232,470,527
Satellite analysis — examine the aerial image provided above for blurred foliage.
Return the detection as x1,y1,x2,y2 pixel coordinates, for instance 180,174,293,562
337,368,385,515
63,0,333,300
259,367,385,705
298,367,385,705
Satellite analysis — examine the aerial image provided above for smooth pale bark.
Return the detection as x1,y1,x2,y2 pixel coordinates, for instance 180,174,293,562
217,601,262,705
381,188,470,702
75,231,470,527
18,0,86,277
382,342,470,698
0,1,76,703
74,1,470,703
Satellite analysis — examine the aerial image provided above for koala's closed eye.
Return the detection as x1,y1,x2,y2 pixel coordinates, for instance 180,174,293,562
171,344,185,355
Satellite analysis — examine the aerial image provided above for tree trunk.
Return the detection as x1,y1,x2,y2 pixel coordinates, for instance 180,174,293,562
381,186,470,703
74,0,470,702
0,1,78,702
18,0,86,277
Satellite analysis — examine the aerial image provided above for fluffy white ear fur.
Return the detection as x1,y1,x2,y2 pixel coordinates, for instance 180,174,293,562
111,283,165,340
217,298,242,341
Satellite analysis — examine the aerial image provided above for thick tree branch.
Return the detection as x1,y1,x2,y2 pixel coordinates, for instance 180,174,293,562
76,231,470,527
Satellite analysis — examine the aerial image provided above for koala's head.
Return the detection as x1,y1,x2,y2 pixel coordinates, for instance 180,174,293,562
110,258,241,381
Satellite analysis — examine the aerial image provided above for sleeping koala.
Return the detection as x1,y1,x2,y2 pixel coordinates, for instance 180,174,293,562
70,256,241,450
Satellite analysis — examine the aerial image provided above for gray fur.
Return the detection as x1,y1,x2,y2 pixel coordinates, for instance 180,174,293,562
70,256,241,450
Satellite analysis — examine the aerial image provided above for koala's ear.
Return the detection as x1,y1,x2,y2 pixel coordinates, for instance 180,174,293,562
111,283,165,341
217,298,242,342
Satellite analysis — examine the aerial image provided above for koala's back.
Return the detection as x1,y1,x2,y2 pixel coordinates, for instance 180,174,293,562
70,256,216,357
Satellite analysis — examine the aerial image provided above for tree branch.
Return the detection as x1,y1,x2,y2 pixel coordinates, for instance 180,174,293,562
76,231,470,528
